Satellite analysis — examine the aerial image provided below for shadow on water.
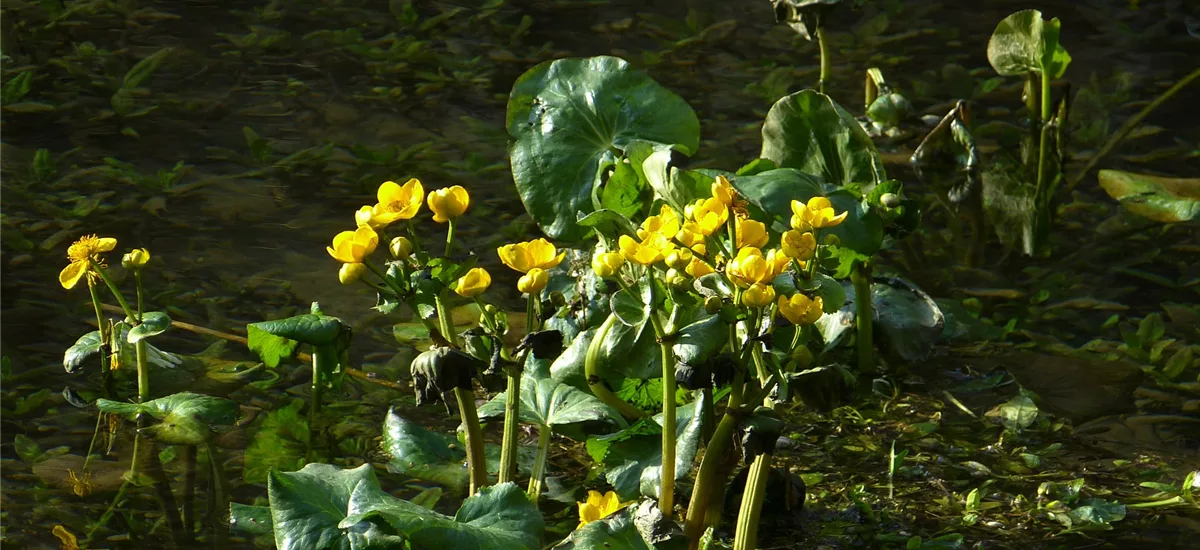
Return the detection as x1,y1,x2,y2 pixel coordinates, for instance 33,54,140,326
2,0,1198,547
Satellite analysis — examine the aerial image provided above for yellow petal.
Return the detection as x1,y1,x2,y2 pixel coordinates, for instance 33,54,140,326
59,261,88,290
96,237,117,252
498,243,533,273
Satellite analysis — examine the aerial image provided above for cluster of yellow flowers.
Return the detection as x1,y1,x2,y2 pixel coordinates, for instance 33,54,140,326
328,178,469,285
497,238,565,295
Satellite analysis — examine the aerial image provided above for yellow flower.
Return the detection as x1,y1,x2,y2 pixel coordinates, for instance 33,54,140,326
687,197,729,236
454,267,491,297
517,267,549,294
665,248,693,270
60,235,117,290
686,257,714,278
338,262,365,285
741,283,776,308
592,251,624,278
577,490,628,528
355,205,377,228
327,225,379,264
618,234,672,266
121,248,150,270
427,185,469,223
66,469,93,498
735,217,768,249
674,223,708,255
725,247,789,288
778,294,824,325
637,204,681,241
790,196,847,231
781,229,816,260
498,238,565,273
389,236,413,259
712,175,736,206
370,178,424,227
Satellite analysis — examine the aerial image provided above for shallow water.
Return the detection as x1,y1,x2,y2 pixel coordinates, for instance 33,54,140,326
2,0,1198,548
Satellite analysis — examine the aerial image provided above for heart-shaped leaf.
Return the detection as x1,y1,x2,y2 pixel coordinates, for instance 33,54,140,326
577,209,639,240
611,287,651,327
127,311,171,343
987,9,1071,78
552,506,654,550
382,409,533,491
507,56,700,242
96,392,238,445
760,90,887,189
249,311,345,348
478,374,626,432
64,331,102,374
671,315,727,366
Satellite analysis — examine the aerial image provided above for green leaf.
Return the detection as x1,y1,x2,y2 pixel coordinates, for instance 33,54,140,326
999,393,1039,431
128,311,171,343
794,272,846,314
64,331,103,374
342,480,544,550
249,313,344,347
96,392,238,445
672,316,727,365
760,90,887,188
595,313,662,380
986,10,1071,78
382,408,475,492
1098,169,1199,223
550,327,598,389
247,325,299,368
591,391,709,499
268,463,371,550
1066,499,1126,531
612,287,651,327
871,277,945,362
735,158,777,177
553,507,654,549
230,503,275,545
576,209,639,240
13,434,43,464
507,56,700,241
122,48,173,89
641,144,715,216
601,161,646,218
478,374,625,431
730,169,884,255
244,399,309,484
2,71,33,104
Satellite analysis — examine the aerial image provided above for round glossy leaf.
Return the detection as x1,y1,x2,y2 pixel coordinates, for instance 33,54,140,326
128,311,171,343
507,56,700,242
987,9,1072,78
478,374,625,431
250,314,343,347
760,90,887,188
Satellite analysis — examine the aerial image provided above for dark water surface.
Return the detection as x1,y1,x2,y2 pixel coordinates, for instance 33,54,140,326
2,0,1198,548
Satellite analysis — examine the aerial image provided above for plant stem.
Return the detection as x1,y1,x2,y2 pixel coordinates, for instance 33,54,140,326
144,440,185,545
817,26,830,94
87,281,115,397
1067,66,1200,191
527,425,552,504
445,219,456,257
435,294,458,346
851,261,873,371
498,295,534,484
684,370,745,547
454,387,488,494
585,314,649,420
645,279,677,514
87,432,142,544
135,340,150,402
308,346,331,462
135,270,144,317
733,453,770,550
205,439,231,547
91,261,136,322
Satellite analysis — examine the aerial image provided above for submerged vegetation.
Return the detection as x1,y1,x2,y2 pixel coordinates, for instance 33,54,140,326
2,1,1198,549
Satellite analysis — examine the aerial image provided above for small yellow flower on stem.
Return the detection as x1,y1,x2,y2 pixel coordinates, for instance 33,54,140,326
327,225,379,264
687,197,729,236
60,235,117,290
355,205,376,228
370,178,424,227
781,229,816,260
389,236,413,259
790,196,848,231
454,267,492,297
121,248,150,270
674,223,707,255
741,283,776,308
427,185,469,223
778,293,825,325
665,248,693,271
686,256,714,278
498,238,565,273
636,204,681,240
619,234,671,266
517,268,549,294
338,262,366,284
712,175,737,206
591,251,625,278
577,490,629,528
725,247,788,287
735,216,769,249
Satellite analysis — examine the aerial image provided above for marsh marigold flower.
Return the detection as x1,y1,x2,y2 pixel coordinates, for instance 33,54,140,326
741,283,776,308
637,204,681,241
725,247,789,288
674,223,707,255
686,197,728,236
778,293,824,325
498,238,565,273
389,236,413,259
781,229,816,260
712,175,737,206
577,490,628,528
122,248,150,270
517,267,549,294
619,233,673,266
454,267,491,297
686,256,715,278
338,262,366,285
60,234,117,290
735,216,769,249
327,225,379,264
790,196,847,231
591,251,624,278
368,178,424,228
427,185,469,223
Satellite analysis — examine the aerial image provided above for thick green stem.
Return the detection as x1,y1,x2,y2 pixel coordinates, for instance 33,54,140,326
585,314,649,420
817,26,830,94
206,439,230,546
308,346,334,461
91,261,135,322
851,261,873,371
651,311,677,514
444,219,456,257
684,370,745,547
498,365,522,484
135,270,144,318
135,340,150,402
435,294,458,346
87,280,115,397
733,453,771,550
455,387,488,494
527,426,552,504
144,440,186,545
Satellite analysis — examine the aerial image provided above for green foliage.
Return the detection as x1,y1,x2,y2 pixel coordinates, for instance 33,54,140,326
127,311,171,343
730,169,884,255
552,507,655,550
96,392,238,445
247,325,300,368
506,56,700,241
587,392,708,500
244,399,309,484
760,90,887,189
63,330,103,374
986,10,1072,79
248,307,347,347
478,373,626,432
1098,169,1199,223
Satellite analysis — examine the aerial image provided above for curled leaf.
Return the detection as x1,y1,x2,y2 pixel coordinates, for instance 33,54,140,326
517,330,565,361
410,347,483,406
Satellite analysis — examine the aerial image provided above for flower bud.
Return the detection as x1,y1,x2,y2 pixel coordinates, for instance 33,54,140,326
740,283,776,308
591,251,624,278
339,262,366,284
664,268,688,288
517,267,549,294
665,248,693,270
880,193,900,208
122,248,150,270
704,296,723,315
389,236,413,259
453,267,491,297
